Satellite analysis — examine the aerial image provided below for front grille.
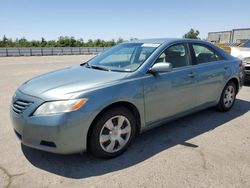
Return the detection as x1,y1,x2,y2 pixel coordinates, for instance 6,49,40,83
12,100,33,114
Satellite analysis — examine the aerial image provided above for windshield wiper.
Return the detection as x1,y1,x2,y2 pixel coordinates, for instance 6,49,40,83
84,63,125,72
90,65,110,71
83,62,110,71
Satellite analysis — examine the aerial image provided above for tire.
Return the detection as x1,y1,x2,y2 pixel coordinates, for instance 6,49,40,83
217,81,237,112
89,107,136,158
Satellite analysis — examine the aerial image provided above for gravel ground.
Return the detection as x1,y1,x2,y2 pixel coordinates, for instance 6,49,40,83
0,55,249,188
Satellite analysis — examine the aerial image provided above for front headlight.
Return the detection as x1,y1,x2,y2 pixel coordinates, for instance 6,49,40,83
33,98,88,116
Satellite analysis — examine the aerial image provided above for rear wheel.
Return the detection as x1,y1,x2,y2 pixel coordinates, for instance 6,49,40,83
217,81,237,111
89,107,136,158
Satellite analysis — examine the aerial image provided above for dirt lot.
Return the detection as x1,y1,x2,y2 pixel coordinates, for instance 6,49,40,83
0,55,250,188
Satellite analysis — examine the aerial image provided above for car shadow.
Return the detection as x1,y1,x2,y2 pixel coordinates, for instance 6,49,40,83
22,98,250,179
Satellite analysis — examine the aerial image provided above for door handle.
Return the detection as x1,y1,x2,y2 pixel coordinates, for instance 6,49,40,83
224,66,229,70
188,72,195,78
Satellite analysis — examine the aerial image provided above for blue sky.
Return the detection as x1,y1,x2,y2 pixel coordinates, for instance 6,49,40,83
1,0,250,41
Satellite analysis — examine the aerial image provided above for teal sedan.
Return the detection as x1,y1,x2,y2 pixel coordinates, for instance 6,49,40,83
10,38,244,158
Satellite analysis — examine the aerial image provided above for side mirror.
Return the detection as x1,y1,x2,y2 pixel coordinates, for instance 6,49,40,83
149,62,173,74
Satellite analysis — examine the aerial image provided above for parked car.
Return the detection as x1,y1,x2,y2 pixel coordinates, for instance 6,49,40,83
10,38,244,158
231,40,250,82
240,56,250,82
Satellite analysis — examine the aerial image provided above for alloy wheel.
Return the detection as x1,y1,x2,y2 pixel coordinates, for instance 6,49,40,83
99,115,131,153
223,85,235,108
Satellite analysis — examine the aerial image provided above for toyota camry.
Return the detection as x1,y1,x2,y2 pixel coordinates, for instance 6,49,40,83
10,38,244,158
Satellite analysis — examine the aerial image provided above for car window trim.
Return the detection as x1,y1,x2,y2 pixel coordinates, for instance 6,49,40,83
190,59,227,68
187,42,197,65
186,42,194,65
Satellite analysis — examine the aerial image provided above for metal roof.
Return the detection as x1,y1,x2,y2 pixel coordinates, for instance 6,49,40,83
129,38,201,44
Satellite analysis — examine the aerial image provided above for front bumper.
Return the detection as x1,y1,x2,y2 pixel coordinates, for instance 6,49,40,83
10,90,93,154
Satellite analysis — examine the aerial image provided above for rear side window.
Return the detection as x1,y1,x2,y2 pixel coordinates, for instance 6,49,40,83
192,44,224,64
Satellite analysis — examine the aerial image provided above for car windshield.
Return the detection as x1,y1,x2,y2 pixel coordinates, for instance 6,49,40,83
86,43,160,72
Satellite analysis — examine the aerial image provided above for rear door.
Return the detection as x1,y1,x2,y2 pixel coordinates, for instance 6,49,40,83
190,43,228,106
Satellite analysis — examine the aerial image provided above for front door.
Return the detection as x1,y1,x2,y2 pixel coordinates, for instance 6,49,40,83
143,43,197,125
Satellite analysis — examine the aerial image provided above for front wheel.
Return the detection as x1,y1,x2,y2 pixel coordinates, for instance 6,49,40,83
89,107,136,158
217,81,237,112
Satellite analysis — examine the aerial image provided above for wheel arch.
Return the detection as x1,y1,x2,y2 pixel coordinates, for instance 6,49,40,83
227,77,240,94
86,101,141,151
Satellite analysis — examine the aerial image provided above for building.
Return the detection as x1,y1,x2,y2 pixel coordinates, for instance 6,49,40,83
207,31,231,43
208,28,250,44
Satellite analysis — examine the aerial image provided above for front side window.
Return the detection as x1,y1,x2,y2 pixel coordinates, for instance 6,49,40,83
156,44,190,68
87,43,159,72
192,44,224,64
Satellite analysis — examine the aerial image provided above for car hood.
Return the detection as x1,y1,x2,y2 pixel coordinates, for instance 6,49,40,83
19,65,129,100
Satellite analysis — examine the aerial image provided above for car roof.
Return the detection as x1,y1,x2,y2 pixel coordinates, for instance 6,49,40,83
127,38,234,60
128,38,203,44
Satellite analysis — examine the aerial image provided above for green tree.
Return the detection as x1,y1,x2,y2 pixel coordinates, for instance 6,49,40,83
87,39,94,47
130,37,138,41
41,37,47,47
0,35,9,47
183,29,200,39
18,37,29,47
0,36,126,47
116,37,124,44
